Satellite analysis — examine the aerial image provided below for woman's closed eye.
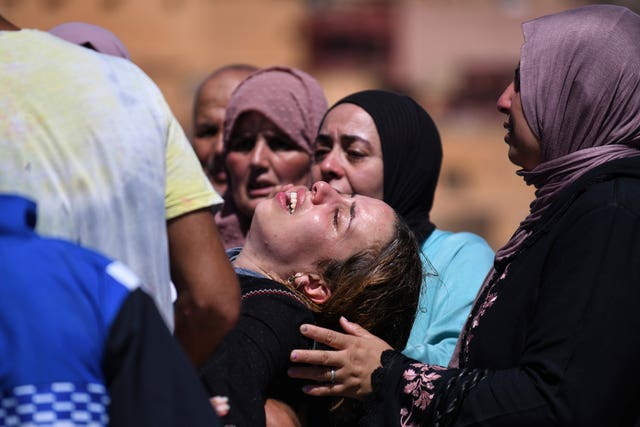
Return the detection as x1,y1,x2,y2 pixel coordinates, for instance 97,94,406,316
227,136,255,152
267,135,299,152
195,124,220,139
346,149,367,160
313,146,331,163
333,207,340,228
341,138,372,162
313,136,333,162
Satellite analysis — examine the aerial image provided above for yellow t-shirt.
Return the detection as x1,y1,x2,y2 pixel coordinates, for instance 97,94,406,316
0,30,221,329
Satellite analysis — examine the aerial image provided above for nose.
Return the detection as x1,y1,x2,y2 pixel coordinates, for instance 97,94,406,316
310,181,343,205
497,82,515,115
195,141,214,166
250,137,271,168
316,148,345,183
213,133,225,157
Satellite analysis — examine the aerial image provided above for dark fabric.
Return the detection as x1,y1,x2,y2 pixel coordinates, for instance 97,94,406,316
331,90,442,244
370,157,640,426
104,289,221,427
199,275,315,427
301,393,369,427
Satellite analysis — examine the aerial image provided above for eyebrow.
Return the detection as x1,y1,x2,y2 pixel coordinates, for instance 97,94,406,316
342,134,371,146
347,195,356,231
316,133,372,147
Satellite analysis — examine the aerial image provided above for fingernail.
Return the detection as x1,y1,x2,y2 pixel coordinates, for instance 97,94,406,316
302,385,313,393
291,352,297,361
300,324,307,333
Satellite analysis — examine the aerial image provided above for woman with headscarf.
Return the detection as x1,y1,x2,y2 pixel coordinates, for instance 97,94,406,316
215,66,328,249
288,5,640,426
312,90,494,366
48,21,131,60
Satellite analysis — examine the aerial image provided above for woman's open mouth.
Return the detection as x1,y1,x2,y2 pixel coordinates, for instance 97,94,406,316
286,191,298,215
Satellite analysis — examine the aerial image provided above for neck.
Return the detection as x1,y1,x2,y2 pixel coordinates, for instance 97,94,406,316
233,245,285,284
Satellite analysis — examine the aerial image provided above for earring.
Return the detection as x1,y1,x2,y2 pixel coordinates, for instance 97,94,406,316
287,272,303,285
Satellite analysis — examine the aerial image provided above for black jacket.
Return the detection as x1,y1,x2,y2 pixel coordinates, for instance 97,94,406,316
373,157,640,426
200,274,314,426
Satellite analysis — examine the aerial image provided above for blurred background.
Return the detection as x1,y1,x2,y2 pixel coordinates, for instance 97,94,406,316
4,0,632,249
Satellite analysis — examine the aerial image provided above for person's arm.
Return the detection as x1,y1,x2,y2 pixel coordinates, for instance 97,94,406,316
168,208,240,367
210,392,303,425
265,398,302,427
286,319,493,426
162,101,238,366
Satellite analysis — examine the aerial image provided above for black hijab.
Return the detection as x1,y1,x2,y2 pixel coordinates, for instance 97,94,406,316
331,90,442,244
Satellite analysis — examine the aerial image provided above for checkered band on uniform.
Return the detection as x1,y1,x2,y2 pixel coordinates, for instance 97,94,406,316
0,382,110,426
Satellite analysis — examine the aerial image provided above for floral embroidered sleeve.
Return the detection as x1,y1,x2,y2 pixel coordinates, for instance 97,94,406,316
360,350,449,426
362,351,487,427
400,360,446,419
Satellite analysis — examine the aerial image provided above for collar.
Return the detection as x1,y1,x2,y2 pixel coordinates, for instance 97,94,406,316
225,246,267,279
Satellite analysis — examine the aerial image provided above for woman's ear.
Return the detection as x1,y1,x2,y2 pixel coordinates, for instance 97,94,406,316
292,273,331,305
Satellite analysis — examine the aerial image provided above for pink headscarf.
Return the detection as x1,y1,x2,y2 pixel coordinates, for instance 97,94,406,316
223,66,328,154
49,22,131,60
497,4,640,262
452,4,640,368
216,66,328,249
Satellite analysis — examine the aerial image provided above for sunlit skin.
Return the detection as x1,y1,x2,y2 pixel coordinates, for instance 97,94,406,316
496,68,542,171
225,111,311,224
191,68,254,194
312,103,384,200
235,181,395,284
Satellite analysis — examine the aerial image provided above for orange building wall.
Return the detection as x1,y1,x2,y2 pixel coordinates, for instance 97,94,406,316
3,0,590,249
